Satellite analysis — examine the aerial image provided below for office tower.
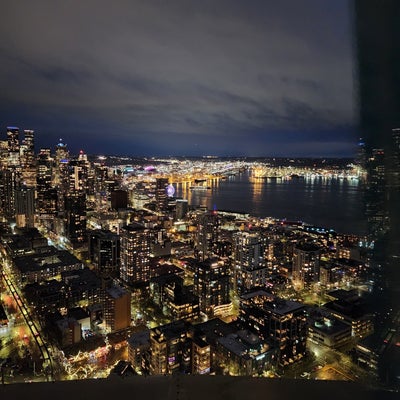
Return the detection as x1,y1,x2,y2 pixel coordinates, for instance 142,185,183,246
175,198,188,220
196,210,220,261
0,140,8,167
2,127,22,219
54,139,69,211
103,284,131,332
120,222,151,284
19,129,36,187
6,126,20,166
94,163,109,193
89,230,120,275
292,242,321,289
15,186,35,228
155,177,169,212
365,149,388,237
232,231,268,294
65,152,92,194
64,191,87,246
0,168,20,218
36,148,57,219
193,258,231,318
21,130,34,162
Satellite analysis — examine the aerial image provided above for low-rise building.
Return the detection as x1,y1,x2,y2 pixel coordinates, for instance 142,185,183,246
308,316,352,349
13,247,83,285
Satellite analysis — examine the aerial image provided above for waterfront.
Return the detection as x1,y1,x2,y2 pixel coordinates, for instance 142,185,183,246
176,170,367,235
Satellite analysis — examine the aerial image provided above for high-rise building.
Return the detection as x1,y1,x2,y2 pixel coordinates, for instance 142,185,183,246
193,258,231,318
0,168,20,218
64,191,87,246
0,139,8,168
54,139,69,212
175,199,188,220
6,126,20,166
120,223,151,284
365,149,388,238
232,231,268,294
20,129,36,187
15,186,35,228
21,130,34,162
292,242,321,289
36,148,57,220
89,230,120,275
196,211,220,261
155,177,169,212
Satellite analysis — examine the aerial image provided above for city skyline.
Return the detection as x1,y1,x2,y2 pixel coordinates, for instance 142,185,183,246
0,0,355,157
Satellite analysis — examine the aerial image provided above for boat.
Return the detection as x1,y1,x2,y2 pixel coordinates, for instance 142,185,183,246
190,185,210,191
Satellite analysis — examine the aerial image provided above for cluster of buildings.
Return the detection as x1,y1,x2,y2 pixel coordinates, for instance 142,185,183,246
0,127,380,378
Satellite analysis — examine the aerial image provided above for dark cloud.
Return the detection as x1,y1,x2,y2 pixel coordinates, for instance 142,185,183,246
0,0,355,156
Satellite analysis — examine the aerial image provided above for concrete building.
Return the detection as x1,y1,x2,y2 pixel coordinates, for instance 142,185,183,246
104,285,131,332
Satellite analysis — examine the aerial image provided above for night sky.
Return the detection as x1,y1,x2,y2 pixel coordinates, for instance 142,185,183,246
0,0,356,157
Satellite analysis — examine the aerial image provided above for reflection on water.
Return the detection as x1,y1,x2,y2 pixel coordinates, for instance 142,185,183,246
175,170,366,235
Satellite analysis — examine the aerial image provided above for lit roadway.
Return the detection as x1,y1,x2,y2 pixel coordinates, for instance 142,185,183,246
0,268,55,381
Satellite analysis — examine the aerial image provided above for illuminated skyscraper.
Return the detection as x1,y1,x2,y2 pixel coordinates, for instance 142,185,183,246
54,139,69,212
196,211,220,261
292,242,321,289
0,168,20,218
155,177,169,212
6,126,20,166
20,129,36,187
64,191,87,246
120,223,151,284
193,258,231,318
232,231,268,294
36,148,57,220
365,149,388,237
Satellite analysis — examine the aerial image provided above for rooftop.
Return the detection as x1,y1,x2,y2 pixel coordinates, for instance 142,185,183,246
14,249,82,273
265,299,305,316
